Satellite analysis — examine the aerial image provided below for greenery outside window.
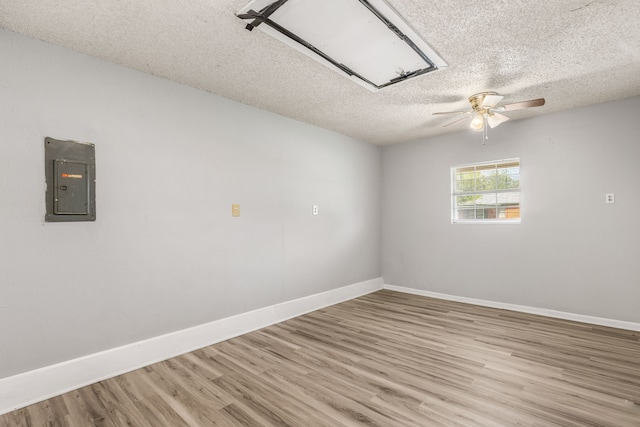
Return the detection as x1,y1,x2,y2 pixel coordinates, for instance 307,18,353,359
452,158,520,223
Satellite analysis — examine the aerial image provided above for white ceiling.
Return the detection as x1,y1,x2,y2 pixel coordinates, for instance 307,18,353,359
1,0,639,145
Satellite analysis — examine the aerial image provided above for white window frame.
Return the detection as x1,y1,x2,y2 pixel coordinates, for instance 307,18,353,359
451,158,521,224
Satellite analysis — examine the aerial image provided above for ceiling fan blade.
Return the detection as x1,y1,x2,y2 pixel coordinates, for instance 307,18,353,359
487,112,510,128
501,98,545,111
481,94,504,108
432,111,470,115
443,115,470,127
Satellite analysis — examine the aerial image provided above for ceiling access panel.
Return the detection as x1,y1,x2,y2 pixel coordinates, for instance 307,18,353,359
237,0,447,91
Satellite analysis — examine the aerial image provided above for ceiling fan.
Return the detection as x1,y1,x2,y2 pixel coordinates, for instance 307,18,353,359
433,92,545,142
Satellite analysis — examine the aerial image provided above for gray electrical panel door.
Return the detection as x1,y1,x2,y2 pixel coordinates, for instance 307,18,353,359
53,160,89,214
45,138,96,222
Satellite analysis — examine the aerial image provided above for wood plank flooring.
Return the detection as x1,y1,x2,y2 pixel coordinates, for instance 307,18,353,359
2,290,639,426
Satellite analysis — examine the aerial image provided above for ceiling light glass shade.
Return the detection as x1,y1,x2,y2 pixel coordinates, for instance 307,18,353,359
237,0,447,91
487,112,510,129
470,114,484,131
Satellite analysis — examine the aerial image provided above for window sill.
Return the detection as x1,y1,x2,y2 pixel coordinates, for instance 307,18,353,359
452,219,521,225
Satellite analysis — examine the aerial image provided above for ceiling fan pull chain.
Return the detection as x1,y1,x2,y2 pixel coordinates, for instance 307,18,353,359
483,115,488,145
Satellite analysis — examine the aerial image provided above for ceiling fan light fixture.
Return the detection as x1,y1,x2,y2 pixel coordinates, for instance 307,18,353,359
470,114,484,131
487,112,510,129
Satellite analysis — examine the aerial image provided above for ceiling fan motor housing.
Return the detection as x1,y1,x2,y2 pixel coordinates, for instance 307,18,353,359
468,91,498,112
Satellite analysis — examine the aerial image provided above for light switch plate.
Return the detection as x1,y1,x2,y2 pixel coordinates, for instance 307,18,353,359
232,204,241,217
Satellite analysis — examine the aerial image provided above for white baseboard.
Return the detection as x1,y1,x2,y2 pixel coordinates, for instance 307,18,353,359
0,278,383,415
384,284,640,332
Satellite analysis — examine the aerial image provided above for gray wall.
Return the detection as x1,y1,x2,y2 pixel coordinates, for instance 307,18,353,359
0,29,381,379
382,96,640,323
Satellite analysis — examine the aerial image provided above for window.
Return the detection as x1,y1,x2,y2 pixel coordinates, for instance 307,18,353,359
452,159,520,223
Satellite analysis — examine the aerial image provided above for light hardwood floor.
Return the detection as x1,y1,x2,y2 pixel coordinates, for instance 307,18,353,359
2,290,639,426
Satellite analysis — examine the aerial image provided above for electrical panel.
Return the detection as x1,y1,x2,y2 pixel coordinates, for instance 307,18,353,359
45,137,96,222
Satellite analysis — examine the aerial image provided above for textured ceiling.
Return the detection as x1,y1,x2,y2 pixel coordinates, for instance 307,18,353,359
1,0,639,145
